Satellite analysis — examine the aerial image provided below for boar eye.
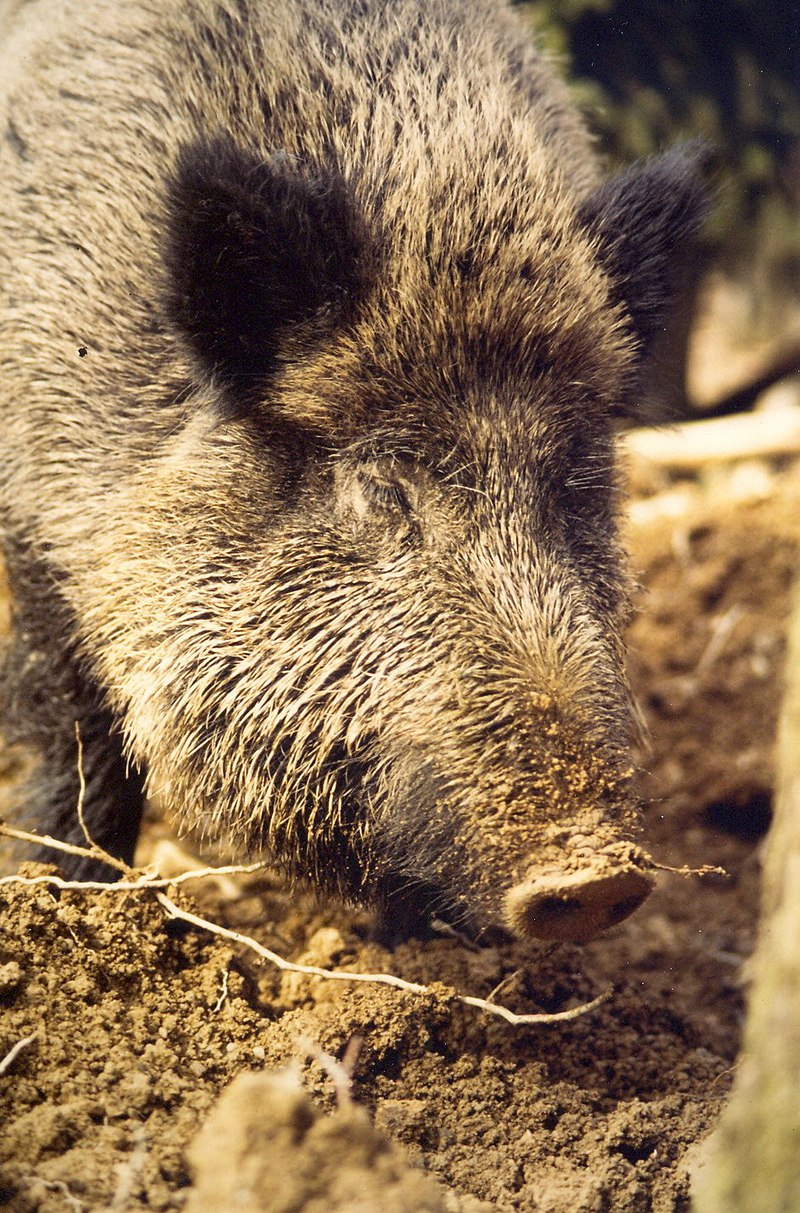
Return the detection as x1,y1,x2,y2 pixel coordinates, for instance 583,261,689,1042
357,472,413,516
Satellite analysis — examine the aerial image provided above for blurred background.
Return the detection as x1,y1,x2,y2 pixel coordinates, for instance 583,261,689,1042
517,0,800,416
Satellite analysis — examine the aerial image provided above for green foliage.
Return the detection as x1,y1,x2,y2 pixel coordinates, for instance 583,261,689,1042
516,1,800,300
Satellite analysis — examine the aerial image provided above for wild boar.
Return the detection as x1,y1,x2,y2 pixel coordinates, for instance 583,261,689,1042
0,0,706,940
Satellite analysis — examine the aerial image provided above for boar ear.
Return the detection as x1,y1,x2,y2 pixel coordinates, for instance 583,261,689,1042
578,144,711,409
165,134,370,417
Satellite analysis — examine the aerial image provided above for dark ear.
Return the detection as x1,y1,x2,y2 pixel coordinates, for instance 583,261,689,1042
165,134,371,417
578,143,711,400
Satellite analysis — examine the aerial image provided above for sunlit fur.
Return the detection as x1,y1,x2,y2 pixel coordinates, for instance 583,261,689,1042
0,0,705,930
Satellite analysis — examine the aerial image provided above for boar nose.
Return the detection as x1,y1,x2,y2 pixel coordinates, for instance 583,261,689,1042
504,864,654,943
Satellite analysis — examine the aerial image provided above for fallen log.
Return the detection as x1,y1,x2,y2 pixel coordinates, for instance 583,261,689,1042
625,406,800,469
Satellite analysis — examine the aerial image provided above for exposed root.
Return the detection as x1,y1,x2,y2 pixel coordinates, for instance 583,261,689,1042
20,1178,84,1213
651,860,729,878
0,831,268,892
0,1032,37,1076
295,1033,364,1106
0,820,612,1029
156,890,612,1025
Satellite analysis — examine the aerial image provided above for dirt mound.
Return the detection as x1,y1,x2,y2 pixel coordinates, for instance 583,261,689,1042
2,456,799,1212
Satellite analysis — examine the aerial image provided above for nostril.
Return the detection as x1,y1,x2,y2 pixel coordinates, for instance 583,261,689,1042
504,866,654,943
533,895,583,923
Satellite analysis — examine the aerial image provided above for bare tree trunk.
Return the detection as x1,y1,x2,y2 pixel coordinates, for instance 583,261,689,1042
694,577,800,1213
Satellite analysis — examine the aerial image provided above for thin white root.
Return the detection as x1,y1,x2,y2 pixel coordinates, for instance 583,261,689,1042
109,1126,148,1213
0,837,269,892
652,861,729,878
22,1177,85,1213
213,967,230,1013
156,891,612,1026
74,723,93,851
0,822,612,1028
0,1033,37,1076
0,821,132,876
457,988,612,1024
295,1033,363,1106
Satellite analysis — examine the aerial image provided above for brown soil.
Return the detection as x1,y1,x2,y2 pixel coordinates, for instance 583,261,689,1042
2,442,800,1212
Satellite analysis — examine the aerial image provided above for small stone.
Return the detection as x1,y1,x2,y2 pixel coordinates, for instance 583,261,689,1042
0,962,24,993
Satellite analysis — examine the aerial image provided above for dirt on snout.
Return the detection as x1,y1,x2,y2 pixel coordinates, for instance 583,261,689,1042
2,449,800,1212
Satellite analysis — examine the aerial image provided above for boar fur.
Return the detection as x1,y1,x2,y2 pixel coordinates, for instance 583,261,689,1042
0,0,706,939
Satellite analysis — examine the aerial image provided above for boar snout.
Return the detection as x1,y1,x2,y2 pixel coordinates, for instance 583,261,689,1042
505,852,654,943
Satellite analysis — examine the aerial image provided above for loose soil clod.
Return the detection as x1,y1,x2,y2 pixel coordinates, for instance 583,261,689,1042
2,452,799,1210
